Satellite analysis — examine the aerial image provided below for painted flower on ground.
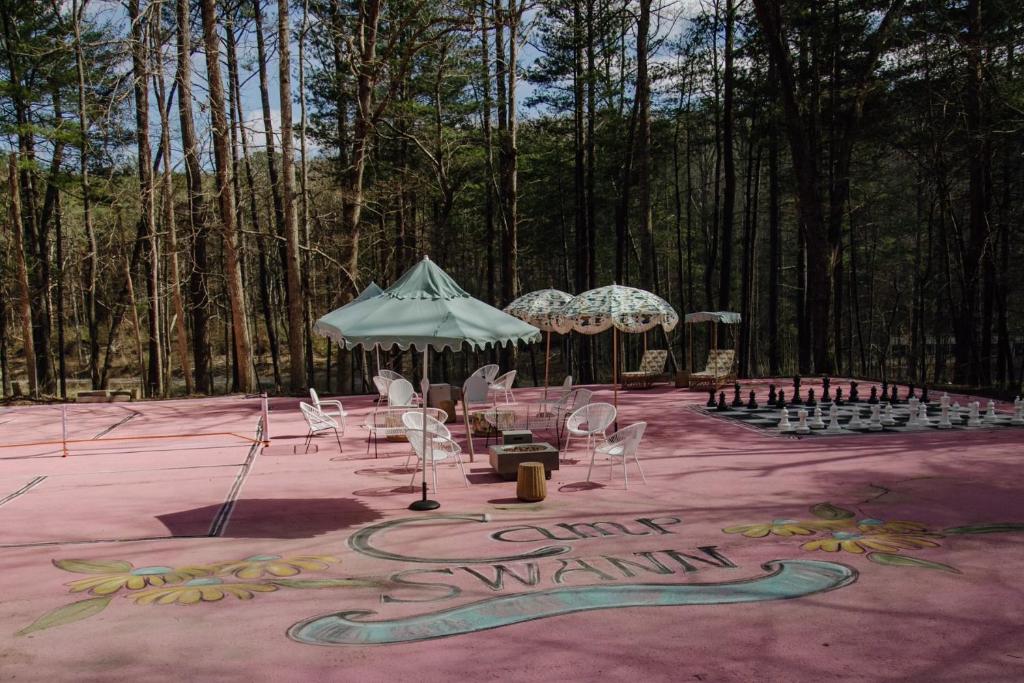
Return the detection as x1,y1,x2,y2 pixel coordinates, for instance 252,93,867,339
856,518,933,535
801,530,941,554
215,554,338,579
723,519,842,538
131,577,278,605
55,559,211,596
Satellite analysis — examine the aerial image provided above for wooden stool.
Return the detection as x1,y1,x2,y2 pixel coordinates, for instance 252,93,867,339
516,462,547,502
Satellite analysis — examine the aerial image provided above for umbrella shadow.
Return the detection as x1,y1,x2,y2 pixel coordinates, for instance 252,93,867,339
157,497,381,539
559,481,605,492
351,485,418,498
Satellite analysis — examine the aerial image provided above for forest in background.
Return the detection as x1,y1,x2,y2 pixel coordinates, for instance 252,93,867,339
1,0,1022,399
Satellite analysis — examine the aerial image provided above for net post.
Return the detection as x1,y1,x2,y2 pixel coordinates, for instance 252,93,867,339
62,404,69,458
260,392,271,445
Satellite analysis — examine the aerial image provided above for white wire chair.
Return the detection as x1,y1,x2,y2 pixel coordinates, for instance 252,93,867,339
462,374,490,407
379,369,404,381
401,411,453,468
588,421,648,488
488,370,517,404
309,388,346,426
299,402,344,452
372,376,393,407
564,402,616,459
362,406,448,458
470,364,500,384
547,375,573,403
405,428,469,490
388,378,420,407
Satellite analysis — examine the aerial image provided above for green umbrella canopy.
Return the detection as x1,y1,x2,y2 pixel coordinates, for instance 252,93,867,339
313,257,542,352
316,282,384,327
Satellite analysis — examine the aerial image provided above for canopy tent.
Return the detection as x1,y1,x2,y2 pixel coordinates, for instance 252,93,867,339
313,256,541,510
684,310,741,376
555,284,679,417
503,289,573,399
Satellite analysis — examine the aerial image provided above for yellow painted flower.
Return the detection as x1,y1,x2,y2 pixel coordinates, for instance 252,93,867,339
723,519,845,538
65,565,211,596
856,518,934,535
131,578,278,605
802,530,941,554
215,554,338,579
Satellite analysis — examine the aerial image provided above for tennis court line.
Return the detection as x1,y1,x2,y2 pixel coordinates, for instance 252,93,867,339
208,436,263,537
0,475,46,508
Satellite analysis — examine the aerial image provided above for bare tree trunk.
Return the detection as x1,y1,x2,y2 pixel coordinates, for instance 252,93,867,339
8,155,37,396
636,0,655,291
718,0,735,310
298,0,314,386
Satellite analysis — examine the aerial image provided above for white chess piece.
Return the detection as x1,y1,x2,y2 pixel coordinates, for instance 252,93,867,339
778,408,793,433
938,403,952,429
796,409,810,434
918,401,932,426
941,392,950,408
868,404,882,431
950,402,962,425
984,400,998,423
1012,397,1024,426
847,406,864,430
810,405,825,429
906,398,920,427
881,402,896,426
826,404,842,434
967,401,982,427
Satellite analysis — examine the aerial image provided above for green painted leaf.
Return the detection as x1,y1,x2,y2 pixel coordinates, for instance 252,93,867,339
269,578,381,589
867,552,961,574
943,523,1024,535
53,559,132,574
17,596,112,636
810,503,855,520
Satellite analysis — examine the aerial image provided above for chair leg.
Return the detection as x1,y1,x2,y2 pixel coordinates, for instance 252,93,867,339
455,454,469,487
634,454,648,484
623,456,629,489
409,462,419,488
304,430,313,449
586,445,597,482
432,458,439,492
334,428,343,453
366,431,372,455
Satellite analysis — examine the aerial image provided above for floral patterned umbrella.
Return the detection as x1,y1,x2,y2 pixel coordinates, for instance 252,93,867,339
555,284,679,413
504,289,573,399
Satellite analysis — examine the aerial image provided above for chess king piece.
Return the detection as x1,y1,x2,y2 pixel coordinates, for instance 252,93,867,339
834,387,845,406
826,404,842,434
918,401,932,426
881,402,897,426
967,401,982,427
906,397,920,427
806,388,817,407
938,403,952,429
732,382,744,408
791,375,803,405
778,408,793,433
767,384,777,405
747,390,758,410
1011,397,1024,426
868,386,878,405
776,389,787,409
796,409,810,434
822,376,832,403
984,400,998,423
940,392,950,408
881,380,889,402
810,405,825,429
849,381,860,403
847,406,864,429
868,404,883,431
889,384,899,404
921,385,930,404
716,391,728,411
707,389,717,408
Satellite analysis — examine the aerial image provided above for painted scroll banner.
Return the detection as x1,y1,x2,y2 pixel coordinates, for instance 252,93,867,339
288,559,856,646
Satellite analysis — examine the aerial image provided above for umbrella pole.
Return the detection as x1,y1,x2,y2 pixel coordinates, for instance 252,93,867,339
410,346,439,511
612,328,619,431
543,330,551,402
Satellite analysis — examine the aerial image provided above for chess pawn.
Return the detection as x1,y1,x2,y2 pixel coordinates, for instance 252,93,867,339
747,390,759,410
732,382,744,408
795,409,810,434
849,381,860,403
778,408,793,433
847,407,864,429
868,404,883,431
984,400,998,423
918,402,932,426
834,387,845,406
938,403,952,429
707,389,717,408
967,401,982,427
810,405,825,429
868,386,878,404
1011,397,1024,426
806,388,817,407
767,384,777,405
826,404,842,434
776,389,787,409
881,402,897,426
717,391,728,411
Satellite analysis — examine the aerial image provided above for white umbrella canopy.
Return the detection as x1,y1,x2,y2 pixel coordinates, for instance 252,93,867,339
504,289,573,398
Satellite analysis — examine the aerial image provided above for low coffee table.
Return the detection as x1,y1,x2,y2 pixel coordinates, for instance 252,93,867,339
488,442,559,480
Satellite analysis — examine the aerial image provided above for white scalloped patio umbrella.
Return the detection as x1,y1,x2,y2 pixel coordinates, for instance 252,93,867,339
317,282,385,372
554,284,679,412
314,256,541,511
504,289,572,399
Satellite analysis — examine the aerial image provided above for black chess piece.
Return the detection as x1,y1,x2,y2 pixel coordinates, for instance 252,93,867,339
767,384,777,405
908,384,917,400
707,389,716,408
868,386,878,404
822,381,832,403
834,387,845,406
791,375,803,405
921,385,930,404
776,389,787,409
716,391,728,411
889,384,899,404
881,380,889,401
849,381,860,403
747,390,758,409
732,382,743,408
806,388,817,406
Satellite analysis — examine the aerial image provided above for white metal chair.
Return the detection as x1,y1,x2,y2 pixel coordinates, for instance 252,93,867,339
588,421,648,488
299,402,343,452
309,388,346,426
564,402,616,459
405,428,469,490
548,375,573,403
379,369,404,382
401,411,453,468
470,364,500,384
462,374,490,407
363,406,447,458
388,378,419,407
373,376,393,407
488,370,517,404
